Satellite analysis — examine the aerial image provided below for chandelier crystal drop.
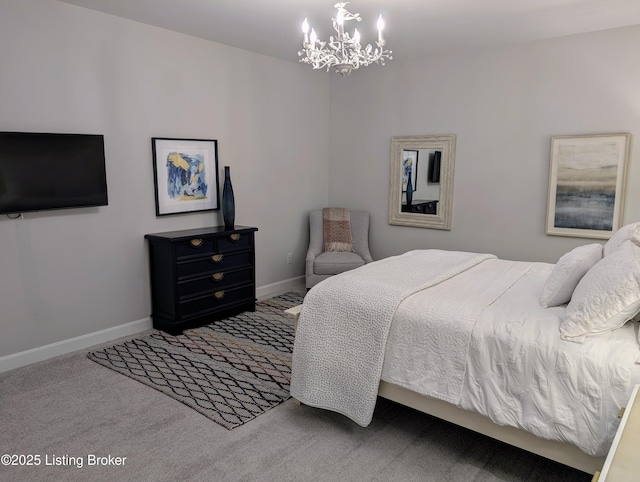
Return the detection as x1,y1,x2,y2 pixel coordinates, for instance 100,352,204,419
298,2,392,76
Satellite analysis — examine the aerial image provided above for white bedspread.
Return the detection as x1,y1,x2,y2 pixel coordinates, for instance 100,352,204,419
382,259,532,405
290,250,496,426
382,260,640,457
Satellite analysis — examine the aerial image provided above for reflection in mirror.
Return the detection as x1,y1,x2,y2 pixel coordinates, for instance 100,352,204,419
389,135,456,230
401,148,441,214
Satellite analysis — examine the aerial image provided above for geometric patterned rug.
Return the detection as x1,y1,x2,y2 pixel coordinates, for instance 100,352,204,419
88,291,304,429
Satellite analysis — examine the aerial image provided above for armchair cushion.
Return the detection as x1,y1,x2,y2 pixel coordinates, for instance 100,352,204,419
314,252,365,275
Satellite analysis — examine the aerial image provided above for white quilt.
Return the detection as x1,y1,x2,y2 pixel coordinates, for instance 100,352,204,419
382,258,532,404
382,260,640,457
290,249,496,426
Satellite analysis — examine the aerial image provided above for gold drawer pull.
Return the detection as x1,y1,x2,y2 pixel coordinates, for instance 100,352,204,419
211,254,224,263
190,238,204,248
229,233,241,242
214,290,225,299
212,272,225,281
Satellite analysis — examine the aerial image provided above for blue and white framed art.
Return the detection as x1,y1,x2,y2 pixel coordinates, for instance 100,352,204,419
546,133,630,239
152,137,220,216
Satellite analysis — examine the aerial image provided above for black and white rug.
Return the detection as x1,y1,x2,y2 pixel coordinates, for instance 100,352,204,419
88,292,304,429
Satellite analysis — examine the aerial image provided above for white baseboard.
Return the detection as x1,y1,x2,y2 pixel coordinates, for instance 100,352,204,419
0,317,152,374
1,279,305,374
256,276,305,300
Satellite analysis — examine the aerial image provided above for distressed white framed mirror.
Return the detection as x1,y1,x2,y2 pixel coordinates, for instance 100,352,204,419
388,135,456,230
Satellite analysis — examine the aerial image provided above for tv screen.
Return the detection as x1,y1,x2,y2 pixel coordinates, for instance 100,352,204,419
428,150,441,183
0,132,108,215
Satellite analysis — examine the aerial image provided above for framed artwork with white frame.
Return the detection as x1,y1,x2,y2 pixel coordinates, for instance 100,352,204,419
546,133,630,239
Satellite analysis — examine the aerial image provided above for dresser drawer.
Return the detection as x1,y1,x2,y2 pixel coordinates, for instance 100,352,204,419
178,285,255,318
415,201,437,214
177,266,253,298
177,251,253,278
175,237,216,258
218,232,252,252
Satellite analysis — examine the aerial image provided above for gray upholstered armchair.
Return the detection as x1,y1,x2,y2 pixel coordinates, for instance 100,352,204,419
305,209,373,289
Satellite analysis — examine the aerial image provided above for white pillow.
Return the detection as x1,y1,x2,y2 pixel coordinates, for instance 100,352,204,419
560,241,640,343
603,222,640,256
540,244,603,307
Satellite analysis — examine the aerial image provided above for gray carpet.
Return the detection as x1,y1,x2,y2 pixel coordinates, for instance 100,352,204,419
0,301,592,481
87,293,302,429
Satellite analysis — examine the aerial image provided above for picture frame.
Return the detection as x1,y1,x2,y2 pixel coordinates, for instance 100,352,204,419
402,150,419,191
546,133,630,239
152,137,220,216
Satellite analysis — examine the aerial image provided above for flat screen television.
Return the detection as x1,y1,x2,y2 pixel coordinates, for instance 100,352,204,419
0,132,108,215
428,150,441,183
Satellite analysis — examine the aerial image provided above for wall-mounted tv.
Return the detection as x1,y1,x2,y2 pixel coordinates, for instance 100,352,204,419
428,150,441,183
0,132,108,215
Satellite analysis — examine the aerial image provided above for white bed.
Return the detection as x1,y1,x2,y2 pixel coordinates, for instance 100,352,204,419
290,228,640,474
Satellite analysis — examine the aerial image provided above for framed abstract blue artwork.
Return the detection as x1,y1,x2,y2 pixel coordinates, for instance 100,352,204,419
402,149,418,192
546,133,630,239
152,137,220,216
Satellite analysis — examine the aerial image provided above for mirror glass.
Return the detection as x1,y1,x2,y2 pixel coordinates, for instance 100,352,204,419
388,135,456,230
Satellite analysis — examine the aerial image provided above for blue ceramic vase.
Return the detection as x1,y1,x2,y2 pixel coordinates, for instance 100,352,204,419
222,166,235,230
406,174,413,207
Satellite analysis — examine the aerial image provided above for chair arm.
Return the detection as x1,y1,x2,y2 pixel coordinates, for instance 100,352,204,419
357,244,374,264
306,209,325,275
306,245,322,277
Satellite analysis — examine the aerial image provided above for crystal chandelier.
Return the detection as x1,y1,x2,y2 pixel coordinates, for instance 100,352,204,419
298,2,392,76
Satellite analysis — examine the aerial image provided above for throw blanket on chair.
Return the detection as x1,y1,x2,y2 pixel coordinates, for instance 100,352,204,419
323,207,355,253
290,249,496,427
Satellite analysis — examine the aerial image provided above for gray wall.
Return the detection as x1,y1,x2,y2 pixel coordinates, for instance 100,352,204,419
329,25,640,263
0,0,329,358
1,0,639,361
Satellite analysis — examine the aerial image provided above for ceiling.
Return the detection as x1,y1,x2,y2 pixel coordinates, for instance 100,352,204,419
58,0,640,63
